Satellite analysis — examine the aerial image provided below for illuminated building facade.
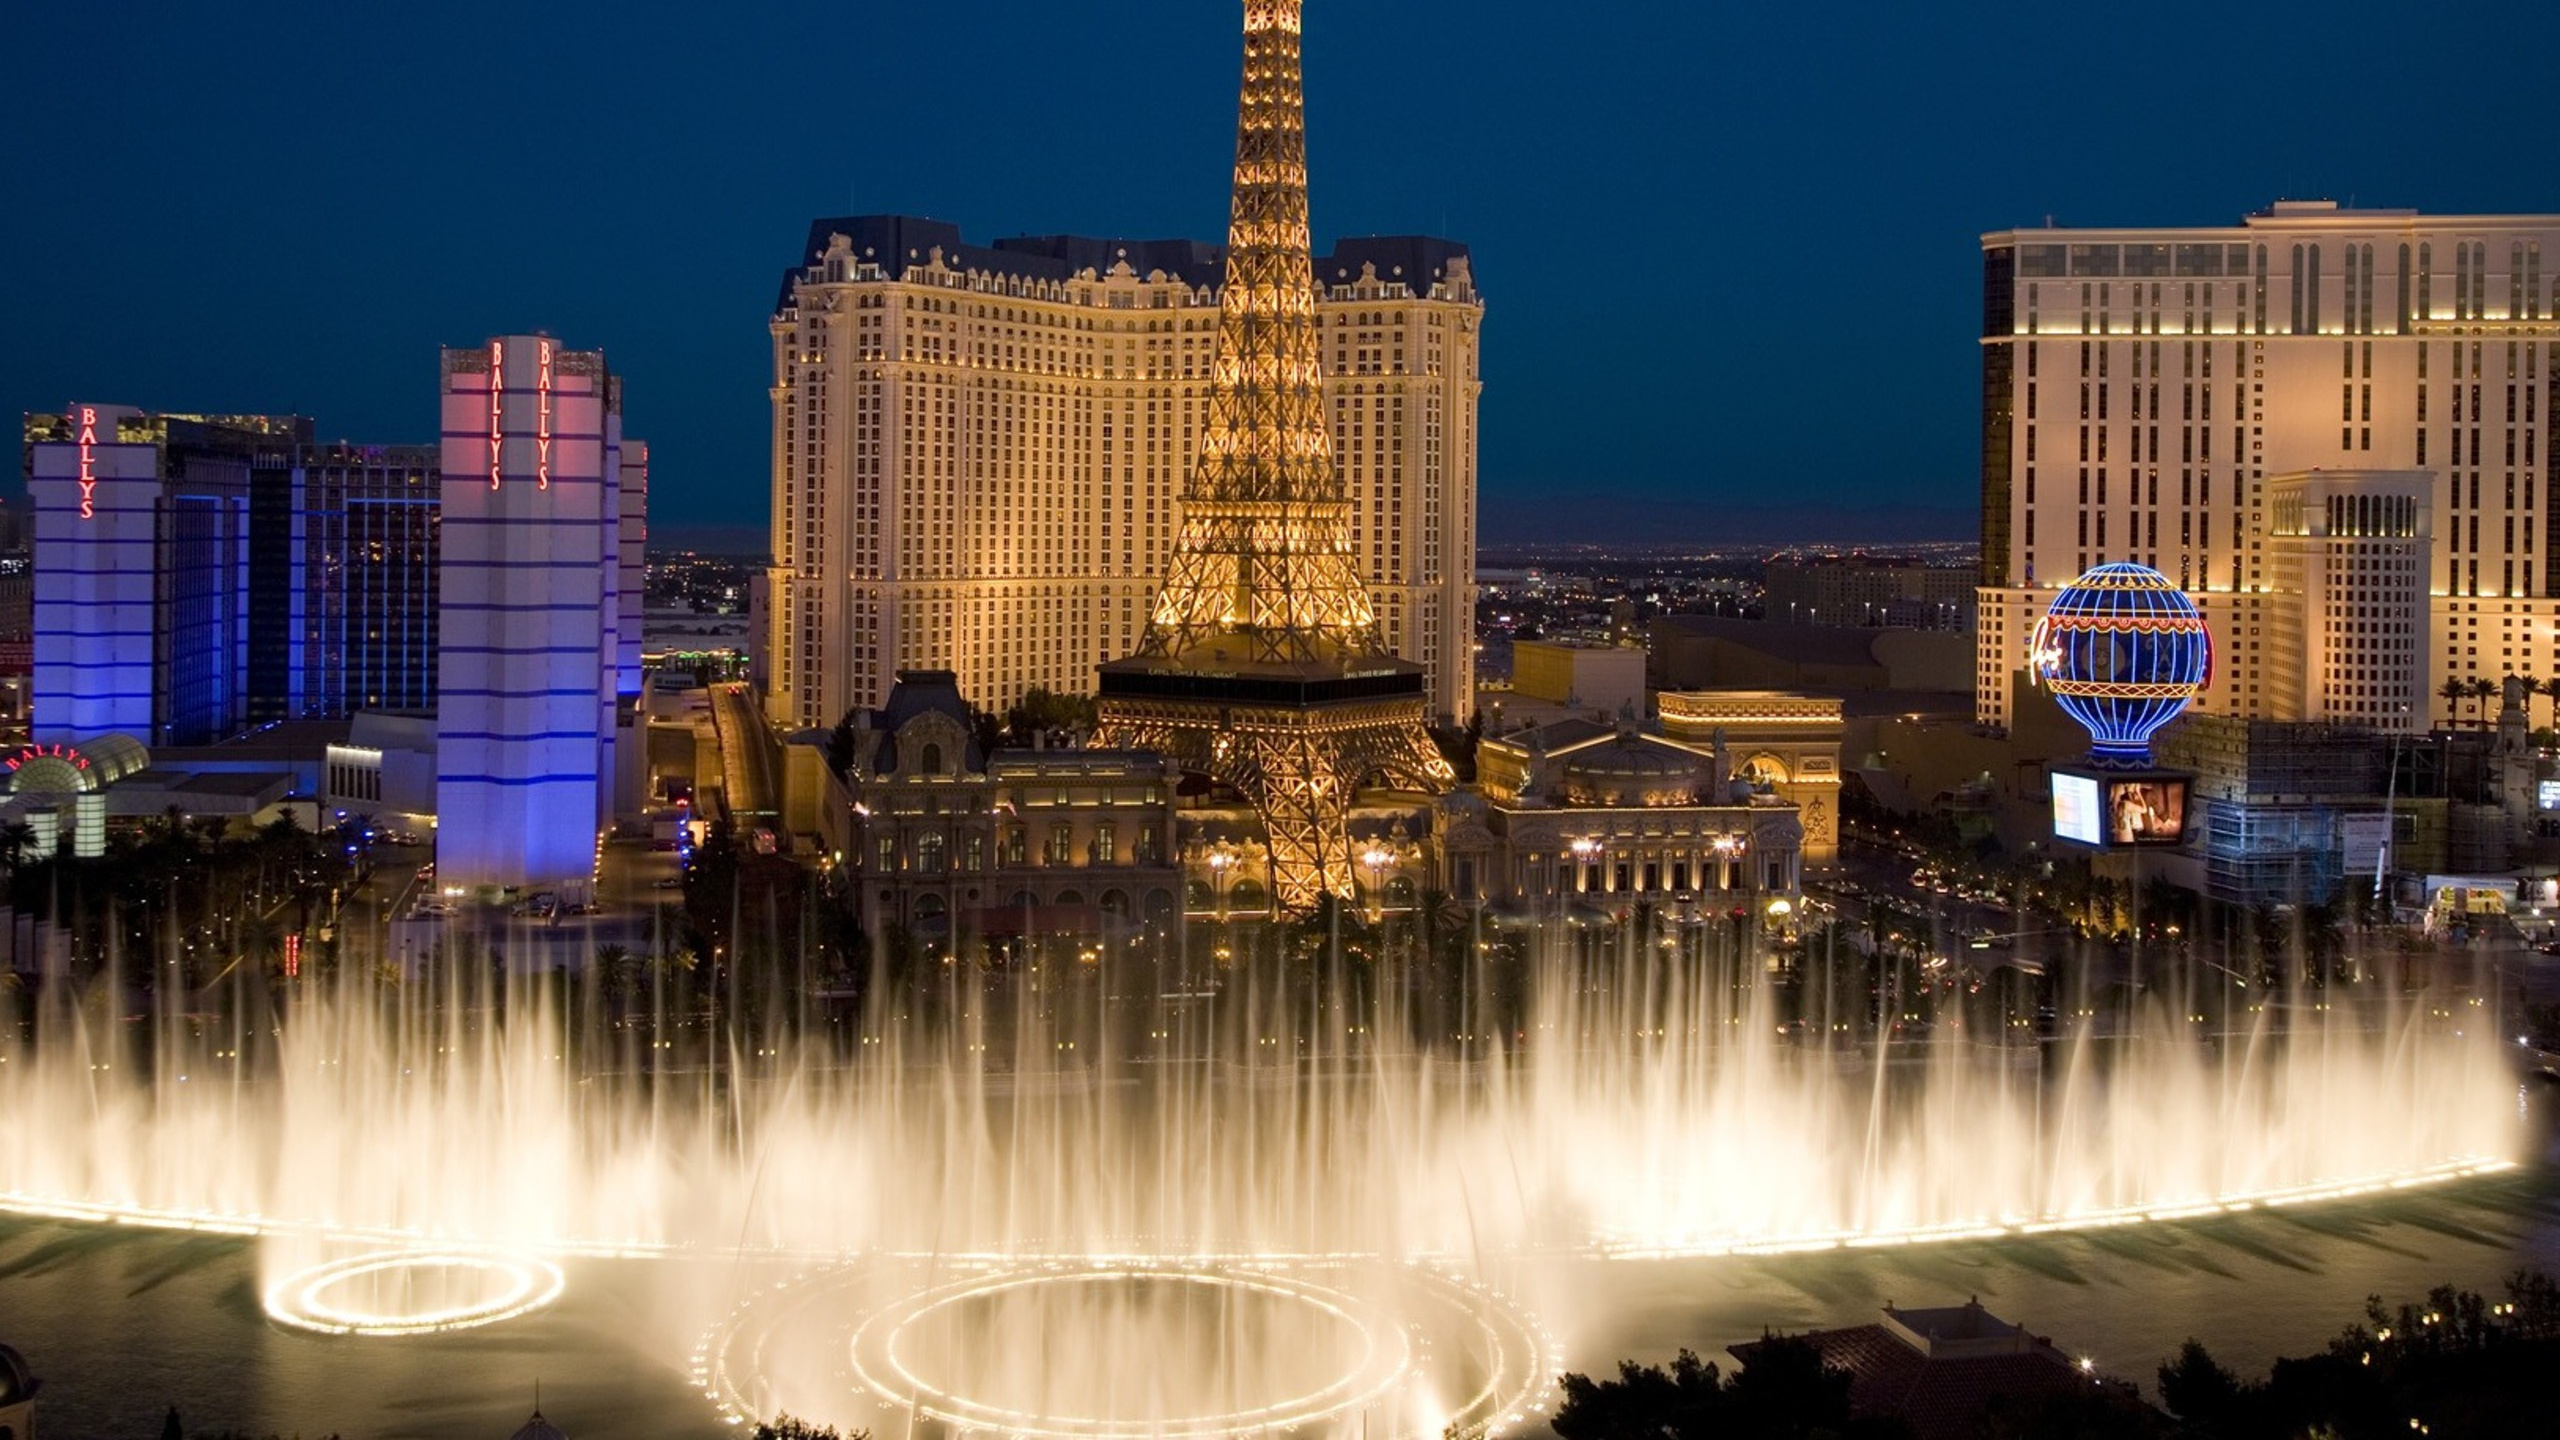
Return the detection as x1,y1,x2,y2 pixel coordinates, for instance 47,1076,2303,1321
249,442,442,719
1977,201,2560,732
24,407,293,744
435,335,633,890
2263,469,2432,728
839,669,1182,937
764,221,1481,731
1468,716,1807,913
1763,555,1976,630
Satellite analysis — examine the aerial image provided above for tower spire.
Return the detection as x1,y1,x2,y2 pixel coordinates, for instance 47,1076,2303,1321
1133,0,1385,669
1097,0,1451,915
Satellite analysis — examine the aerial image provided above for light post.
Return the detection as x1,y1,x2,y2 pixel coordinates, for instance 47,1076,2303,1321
1208,845,1235,915
1361,845,1391,923
1206,845,1237,967
1569,836,1600,897
1711,832,1746,893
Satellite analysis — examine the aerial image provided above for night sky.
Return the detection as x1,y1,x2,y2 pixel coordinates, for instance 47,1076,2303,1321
8,1,2554,539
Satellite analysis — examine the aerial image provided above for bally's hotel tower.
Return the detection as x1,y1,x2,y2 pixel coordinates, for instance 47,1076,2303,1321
436,336,644,889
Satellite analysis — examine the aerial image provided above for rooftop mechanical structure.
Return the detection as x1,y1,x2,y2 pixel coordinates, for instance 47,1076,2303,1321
1096,0,1450,914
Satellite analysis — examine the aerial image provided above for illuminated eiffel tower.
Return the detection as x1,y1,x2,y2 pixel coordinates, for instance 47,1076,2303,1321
1096,0,1451,916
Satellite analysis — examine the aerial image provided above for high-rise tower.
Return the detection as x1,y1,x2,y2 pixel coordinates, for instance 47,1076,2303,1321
1095,0,1451,914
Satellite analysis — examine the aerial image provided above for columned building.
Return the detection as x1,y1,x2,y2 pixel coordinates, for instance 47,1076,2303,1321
1976,202,2560,732
839,670,1183,940
435,335,631,891
1471,717,1806,915
764,222,1480,731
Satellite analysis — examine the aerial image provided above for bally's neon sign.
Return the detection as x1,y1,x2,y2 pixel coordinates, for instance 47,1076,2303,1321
6,742,91,774
537,338,553,489
486,339,557,491
76,405,100,519
487,341,504,489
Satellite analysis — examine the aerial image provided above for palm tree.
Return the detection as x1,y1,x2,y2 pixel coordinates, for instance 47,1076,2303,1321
2542,675,2560,744
0,818,36,895
2440,677,2467,729
595,942,640,1003
2470,676,2499,727
237,911,285,978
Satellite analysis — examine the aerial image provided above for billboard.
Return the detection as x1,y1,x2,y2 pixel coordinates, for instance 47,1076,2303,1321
2339,812,2392,873
2050,765,2189,849
2103,776,2188,846
2052,772,2101,845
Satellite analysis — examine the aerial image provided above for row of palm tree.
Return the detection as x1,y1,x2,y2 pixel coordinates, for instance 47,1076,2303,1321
2436,670,2560,730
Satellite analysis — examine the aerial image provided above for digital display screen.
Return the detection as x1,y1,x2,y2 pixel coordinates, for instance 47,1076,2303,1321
2052,773,2101,845
2540,780,2560,811
2103,777,2188,846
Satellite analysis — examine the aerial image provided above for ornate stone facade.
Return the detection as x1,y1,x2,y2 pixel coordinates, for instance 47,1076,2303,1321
1472,714,1805,916
842,671,1183,941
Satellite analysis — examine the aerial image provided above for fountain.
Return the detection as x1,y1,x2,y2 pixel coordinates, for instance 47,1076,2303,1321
0,909,2521,1438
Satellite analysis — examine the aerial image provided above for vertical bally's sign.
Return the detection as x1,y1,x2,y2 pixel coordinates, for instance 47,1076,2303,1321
485,338,557,492
76,404,101,519
487,341,504,489
537,338,554,489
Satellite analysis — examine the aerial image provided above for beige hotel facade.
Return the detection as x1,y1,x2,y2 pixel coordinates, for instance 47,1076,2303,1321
1976,201,2560,734
765,217,1482,734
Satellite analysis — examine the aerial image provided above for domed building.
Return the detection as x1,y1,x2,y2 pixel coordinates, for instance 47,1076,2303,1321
1554,733,1706,809
0,1341,40,1440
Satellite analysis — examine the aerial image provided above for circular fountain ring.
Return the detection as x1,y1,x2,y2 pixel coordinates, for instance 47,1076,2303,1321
698,1259,1558,1440
263,1249,566,1336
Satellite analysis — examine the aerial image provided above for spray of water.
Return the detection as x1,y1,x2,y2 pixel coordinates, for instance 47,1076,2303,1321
0,916,2519,1435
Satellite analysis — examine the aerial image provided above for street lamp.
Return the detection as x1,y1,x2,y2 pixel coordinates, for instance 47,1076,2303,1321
1361,845,1391,921
1569,836,1600,896
1207,845,1235,920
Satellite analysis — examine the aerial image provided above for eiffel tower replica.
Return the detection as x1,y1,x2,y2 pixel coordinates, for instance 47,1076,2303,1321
1097,0,1451,916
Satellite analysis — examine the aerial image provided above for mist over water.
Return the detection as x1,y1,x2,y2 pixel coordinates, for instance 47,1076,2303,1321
0,924,2522,1435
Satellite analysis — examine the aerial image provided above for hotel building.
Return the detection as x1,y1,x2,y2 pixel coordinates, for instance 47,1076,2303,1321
763,217,1482,732
25,407,284,744
1976,202,2560,733
435,335,640,890
249,441,442,720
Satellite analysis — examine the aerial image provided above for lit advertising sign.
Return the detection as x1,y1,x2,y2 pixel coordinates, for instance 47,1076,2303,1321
2051,765,2191,849
2540,780,2560,811
487,340,505,489
2339,812,2390,869
5,742,91,774
536,337,554,488
2104,776,2188,846
2052,772,2100,844
75,404,100,518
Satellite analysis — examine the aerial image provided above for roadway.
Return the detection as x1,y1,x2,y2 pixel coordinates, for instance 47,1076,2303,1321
708,681,783,823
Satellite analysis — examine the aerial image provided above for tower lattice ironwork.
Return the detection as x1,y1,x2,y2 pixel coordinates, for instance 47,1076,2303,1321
1096,0,1450,916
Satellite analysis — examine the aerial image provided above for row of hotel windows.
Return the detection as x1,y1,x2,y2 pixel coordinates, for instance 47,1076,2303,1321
875,824,1165,872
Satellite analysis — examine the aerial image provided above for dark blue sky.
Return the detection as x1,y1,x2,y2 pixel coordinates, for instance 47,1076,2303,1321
9,1,2554,536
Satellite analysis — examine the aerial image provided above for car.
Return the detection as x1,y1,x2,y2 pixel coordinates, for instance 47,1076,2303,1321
653,876,683,890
